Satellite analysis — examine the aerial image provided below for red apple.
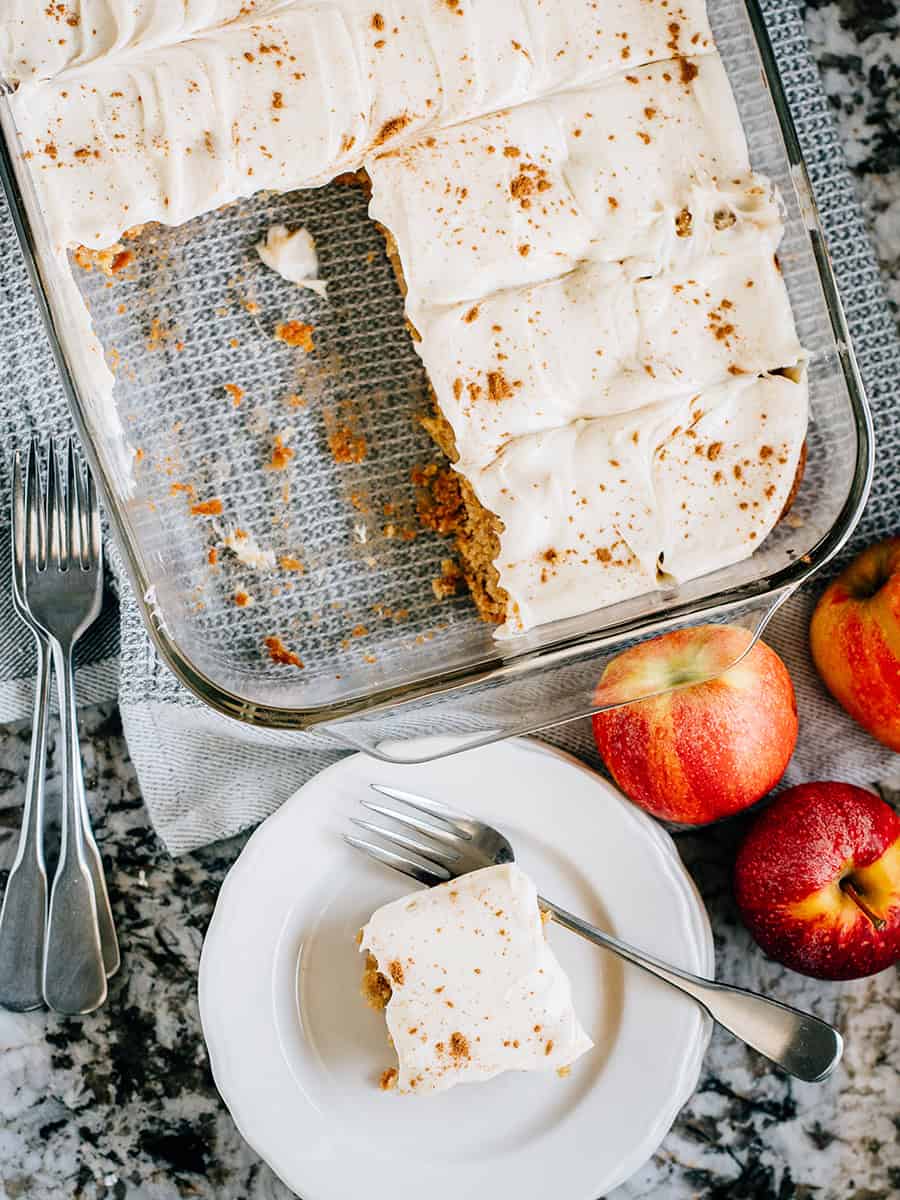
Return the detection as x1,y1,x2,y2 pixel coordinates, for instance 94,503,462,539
734,783,900,980
810,537,900,751
592,624,797,825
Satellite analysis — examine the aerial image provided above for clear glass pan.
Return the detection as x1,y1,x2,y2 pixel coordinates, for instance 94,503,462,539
0,0,873,762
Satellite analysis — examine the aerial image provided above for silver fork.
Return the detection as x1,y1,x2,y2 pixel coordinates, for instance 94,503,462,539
347,785,843,1084
21,438,119,1013
0,450,52,1011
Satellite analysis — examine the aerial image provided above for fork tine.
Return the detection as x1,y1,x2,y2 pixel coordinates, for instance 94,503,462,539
45,438,64,570
66,439,83,570
361,798,470,848
24,440,44,573
370,784,477,832
349,816,461,867
86,462,101,569
344,834,449,887
11,449,25,594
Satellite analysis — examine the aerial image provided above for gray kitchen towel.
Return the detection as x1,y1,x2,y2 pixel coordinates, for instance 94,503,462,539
1,0,899,854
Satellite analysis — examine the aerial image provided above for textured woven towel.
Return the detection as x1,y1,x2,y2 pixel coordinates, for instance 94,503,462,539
0,0,898,854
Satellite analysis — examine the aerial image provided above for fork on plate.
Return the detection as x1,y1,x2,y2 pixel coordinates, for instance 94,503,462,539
347,785,843,1084
0,438,118,1015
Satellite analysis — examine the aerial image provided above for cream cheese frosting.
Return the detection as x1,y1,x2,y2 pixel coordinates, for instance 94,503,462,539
6,1,716,253
414,232,799,469
654,368,809,583
466,368,807,635
0,1,285,86
2,0,713,92
360,863,593,1094
366,53,753,315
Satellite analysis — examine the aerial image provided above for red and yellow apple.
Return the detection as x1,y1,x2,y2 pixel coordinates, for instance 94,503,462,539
734,783,900,980
592,624,797,825
810,538,900,751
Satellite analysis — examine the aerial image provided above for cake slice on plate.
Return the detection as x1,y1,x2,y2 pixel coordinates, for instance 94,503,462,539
359,863,592,1094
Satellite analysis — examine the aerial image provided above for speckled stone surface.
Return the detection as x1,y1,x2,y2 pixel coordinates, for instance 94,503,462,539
1,2,899,1197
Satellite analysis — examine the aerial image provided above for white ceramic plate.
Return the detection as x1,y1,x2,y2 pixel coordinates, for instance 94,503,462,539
199,739,713,1200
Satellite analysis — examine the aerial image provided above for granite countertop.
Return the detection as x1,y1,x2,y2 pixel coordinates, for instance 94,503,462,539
1,2,899,1197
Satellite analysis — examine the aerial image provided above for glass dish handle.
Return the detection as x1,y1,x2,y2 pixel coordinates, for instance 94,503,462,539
324,587,798,765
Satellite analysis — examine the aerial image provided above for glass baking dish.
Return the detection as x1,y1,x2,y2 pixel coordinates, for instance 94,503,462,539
0,0,872,763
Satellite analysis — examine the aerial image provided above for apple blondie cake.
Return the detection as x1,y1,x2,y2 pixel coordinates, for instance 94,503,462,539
359,863,592,1094
3,0,807,637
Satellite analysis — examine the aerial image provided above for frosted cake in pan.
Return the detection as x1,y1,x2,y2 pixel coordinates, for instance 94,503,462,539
1,0,807,637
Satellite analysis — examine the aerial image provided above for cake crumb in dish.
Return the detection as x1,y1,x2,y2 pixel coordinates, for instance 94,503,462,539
147,317,174,352
72,225,144,276
274,320,315,351
264,636,304,668
190,498,223,517
379,1068,398,1091
73,242,134,276
328,425,367,464
256,225,327,298
267,435,295,471
223,528,277,569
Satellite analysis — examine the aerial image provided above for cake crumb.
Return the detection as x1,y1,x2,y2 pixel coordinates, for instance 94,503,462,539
329,426,367,464
264,635,304,668
224,383,244,406
147,317,173,351
379,1067,398,1091
73,240,136,276
279,555,304,572
233,590,252,608
190,498,223,517
557,1065,571,1079
275,320,315,351
267,435,295,470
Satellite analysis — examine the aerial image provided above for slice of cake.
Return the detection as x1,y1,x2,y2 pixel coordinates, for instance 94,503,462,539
359,863,592,1094
449,368,808,634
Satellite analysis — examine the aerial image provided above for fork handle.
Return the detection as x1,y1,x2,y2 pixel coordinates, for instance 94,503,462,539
540,897,843,1083
0,633,50,1011
57,639,119,978
44,640,107,1014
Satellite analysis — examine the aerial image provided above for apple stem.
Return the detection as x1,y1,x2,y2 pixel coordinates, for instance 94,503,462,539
839,879,887,931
